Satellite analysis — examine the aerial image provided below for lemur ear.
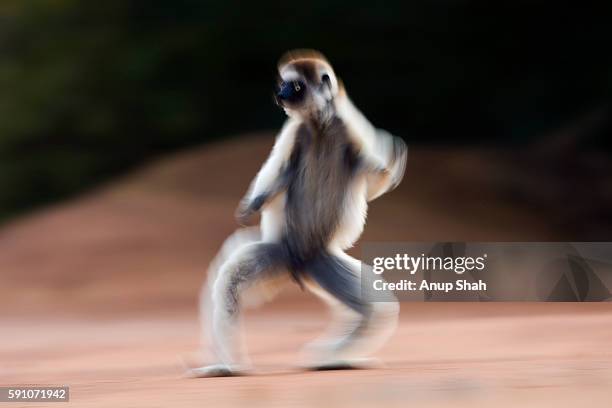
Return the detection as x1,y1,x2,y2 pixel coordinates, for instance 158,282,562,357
319,73,336,102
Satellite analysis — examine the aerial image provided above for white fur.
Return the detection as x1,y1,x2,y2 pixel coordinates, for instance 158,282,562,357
329,175,369,251
248,119,300,202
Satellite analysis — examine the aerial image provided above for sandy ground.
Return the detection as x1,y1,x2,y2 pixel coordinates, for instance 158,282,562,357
3,304,612,407
1,134,611,407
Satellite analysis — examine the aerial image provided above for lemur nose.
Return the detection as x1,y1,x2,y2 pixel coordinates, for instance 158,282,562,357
276,81,293,101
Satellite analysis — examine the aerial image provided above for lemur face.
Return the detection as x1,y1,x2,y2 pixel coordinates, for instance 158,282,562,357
275,50,340,119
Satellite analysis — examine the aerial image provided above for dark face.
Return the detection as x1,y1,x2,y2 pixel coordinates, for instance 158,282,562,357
275,79,306,106
275,59,335,113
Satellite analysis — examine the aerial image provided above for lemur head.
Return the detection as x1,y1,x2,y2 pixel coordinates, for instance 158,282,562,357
275,49,341,121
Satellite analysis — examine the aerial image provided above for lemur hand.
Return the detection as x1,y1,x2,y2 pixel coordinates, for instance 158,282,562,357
235,194,267,226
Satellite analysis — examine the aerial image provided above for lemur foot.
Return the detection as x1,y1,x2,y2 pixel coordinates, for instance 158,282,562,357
306,358,382,371
187,364,243,378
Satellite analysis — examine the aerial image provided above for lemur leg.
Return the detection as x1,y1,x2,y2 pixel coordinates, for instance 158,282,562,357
191,241,289,377
199,227,261,362
301,280,368,367
302,251,399,369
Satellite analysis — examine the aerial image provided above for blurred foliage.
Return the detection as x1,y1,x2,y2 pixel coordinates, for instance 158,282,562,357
0,0,611,220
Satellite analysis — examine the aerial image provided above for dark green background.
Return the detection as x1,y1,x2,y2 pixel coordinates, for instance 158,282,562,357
1,1,610,221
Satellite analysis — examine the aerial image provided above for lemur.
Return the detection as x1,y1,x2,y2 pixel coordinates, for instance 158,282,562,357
191,50,407,377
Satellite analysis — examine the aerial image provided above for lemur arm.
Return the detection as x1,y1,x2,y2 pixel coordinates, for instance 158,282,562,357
236,119,299,225
335,94,407,201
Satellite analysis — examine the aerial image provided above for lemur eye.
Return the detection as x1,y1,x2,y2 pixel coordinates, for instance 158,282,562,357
276,80,306,103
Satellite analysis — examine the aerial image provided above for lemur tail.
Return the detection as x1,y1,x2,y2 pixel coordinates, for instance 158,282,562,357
299,251,371,316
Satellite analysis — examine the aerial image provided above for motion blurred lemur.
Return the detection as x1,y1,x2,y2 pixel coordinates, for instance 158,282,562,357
192,50,407,377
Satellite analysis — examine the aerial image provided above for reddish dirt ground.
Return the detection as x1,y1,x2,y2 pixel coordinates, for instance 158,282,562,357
1,134,611,407
3,304,612,407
